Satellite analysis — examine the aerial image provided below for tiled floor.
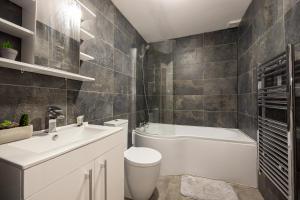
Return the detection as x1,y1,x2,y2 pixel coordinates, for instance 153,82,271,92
126,175,264,200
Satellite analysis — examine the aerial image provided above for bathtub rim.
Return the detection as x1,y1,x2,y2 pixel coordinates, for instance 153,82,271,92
134,124,256,145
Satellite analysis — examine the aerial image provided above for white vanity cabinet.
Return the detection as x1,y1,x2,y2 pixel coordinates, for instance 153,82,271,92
26,161,93,200
95,145,124,200
0,126,125,200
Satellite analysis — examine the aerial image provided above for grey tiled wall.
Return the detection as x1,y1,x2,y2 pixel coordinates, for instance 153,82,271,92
173,29,238,128
0,0,146,136
238,0,300,200
238,0,286,141
140,29,238,128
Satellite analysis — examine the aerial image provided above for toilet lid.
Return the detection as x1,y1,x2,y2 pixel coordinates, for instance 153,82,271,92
124,147,162,167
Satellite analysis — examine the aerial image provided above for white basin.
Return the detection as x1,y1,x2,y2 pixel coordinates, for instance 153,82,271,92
9,125,110,153
0,124,122,169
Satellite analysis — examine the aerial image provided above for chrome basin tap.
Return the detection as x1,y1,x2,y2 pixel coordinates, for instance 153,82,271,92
48,106,65,133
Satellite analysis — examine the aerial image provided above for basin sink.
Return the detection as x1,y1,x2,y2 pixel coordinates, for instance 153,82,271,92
8,125,113,154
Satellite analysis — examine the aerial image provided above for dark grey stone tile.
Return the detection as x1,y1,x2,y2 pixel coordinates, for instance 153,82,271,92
204,28,238,46
67,61,114,93
203,95,237,112
238,93,257,116
88,0,115,22
258,169,287,200
136,95,146,111
114,27,131,55
174,95,203,110
252,0,283,39
81,10,114,45
35,20,51,42
0,68,66,89
114,8,136,37
81,37,114,68
159,110,174,124
136,78,145,96
252,68,258,93
162,95,174,110
114,48,124,72
238,25,253,57
238,71,252,94
147,95,159,110
238,47,256,76
174,64,204,80
114,72,130,94
147,95,173,112
175,34,203,50
203,78,237,95
204,60,237,79
34,55,49,66
285,1,300,45
113,94,129,115
114,48,132,76
238,2,254,39
203,44,237,62
256,20,285,64
67,90,113,124
136,110,147,125
283,0,299,14
238,113,257,140
0,85,67,131
174,80,203,95
174,111,204,126
146,42,174,67
174,49,200,65
89,116,113,126
203,111,237,128
37,22,80,73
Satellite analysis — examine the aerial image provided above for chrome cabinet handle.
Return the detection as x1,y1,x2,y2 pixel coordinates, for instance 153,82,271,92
99,160,107,200
85,169,93,200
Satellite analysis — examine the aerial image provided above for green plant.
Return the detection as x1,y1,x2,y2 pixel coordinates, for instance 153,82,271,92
0,120,18,129
19,114,29,126
0,120,13,128
1,41,13,49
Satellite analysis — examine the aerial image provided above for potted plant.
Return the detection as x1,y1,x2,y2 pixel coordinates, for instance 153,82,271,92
0,114,33,145
0,40,18,60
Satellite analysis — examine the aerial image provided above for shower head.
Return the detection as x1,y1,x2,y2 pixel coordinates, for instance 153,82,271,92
140,44,150,58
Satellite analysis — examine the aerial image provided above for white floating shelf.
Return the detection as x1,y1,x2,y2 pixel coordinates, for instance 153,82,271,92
80,28,95,41
80,52,94,61
0,57,95,82
0,18,34,39
76,0,96,21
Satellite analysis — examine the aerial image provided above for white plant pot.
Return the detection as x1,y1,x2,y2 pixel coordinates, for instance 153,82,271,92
0,125,33,145
0,48,18,60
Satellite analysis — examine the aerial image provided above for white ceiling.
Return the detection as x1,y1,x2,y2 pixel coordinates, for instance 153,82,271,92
111,0,252,42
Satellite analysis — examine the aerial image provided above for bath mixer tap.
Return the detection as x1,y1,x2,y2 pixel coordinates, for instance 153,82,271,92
139,121,149,130
48,106,65,133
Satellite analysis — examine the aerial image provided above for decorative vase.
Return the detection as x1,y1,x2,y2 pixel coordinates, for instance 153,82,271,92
0,48,18,60
0,125,33,145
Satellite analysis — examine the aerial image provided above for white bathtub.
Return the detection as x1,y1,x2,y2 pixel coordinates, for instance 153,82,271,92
133,123,257,188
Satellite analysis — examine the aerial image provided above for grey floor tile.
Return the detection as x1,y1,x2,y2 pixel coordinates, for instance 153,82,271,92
126,175,264,200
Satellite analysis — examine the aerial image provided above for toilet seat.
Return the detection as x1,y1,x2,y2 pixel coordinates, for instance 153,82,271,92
125,147,162,167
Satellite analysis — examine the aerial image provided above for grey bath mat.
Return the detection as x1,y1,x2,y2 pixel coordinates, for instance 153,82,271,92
180,175,239,200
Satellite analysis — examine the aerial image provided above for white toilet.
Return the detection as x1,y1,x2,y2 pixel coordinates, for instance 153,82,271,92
104,120,161,200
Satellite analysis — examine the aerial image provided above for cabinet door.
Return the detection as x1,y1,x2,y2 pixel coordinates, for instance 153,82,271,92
94,145,124,200
27,162,94,200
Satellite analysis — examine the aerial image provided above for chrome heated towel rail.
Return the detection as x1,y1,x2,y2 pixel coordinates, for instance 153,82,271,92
257,44,295,200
